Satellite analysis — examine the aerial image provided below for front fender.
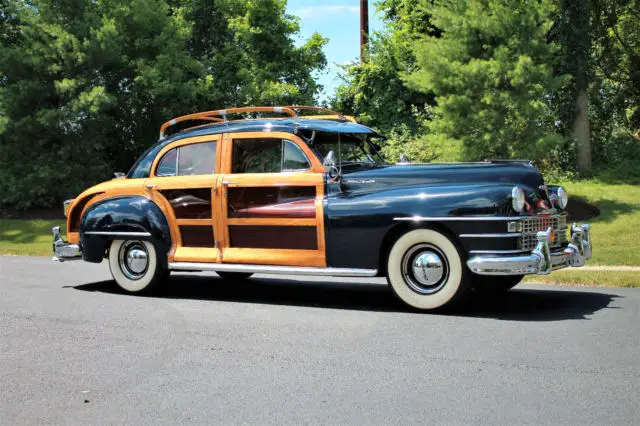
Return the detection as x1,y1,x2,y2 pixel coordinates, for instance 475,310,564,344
79,196,171,264
326,184,517,269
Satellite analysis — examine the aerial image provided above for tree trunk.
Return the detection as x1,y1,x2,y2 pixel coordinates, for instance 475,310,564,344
567,0,592,173
574,88,592,173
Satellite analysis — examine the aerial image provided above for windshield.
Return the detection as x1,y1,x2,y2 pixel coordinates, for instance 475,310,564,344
310,132,385,168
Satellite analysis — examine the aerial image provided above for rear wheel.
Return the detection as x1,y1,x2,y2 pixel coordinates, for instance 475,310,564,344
472,275,524,293
386,229,469,310
108,239,167,293
216,271,253,281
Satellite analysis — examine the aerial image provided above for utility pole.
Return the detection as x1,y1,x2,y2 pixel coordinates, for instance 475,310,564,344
360,0,369,62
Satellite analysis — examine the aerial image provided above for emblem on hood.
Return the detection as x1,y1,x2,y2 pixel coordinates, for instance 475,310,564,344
343,179,376,184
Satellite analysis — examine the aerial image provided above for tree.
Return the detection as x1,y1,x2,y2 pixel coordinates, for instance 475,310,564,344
0,0,327,210
332,0,436,137
404,0,568,163
555,0,592,172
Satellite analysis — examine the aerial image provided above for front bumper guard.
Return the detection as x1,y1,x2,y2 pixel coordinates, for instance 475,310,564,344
52,226,82,262
467,223,592,275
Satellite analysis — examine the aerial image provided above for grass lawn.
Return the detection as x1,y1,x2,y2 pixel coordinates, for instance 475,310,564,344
561,179,640,266
524,270,640,288
0,178,638,286
0,219,63,257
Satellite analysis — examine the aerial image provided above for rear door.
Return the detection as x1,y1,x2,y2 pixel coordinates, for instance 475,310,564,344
145,135,222,263
218,132,326,267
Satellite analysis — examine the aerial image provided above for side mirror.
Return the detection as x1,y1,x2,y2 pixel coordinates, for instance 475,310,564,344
399,154,410,164
113,172,126,179
327,166,340,181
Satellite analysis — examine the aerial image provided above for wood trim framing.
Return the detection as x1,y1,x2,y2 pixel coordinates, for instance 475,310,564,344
217,131,327,267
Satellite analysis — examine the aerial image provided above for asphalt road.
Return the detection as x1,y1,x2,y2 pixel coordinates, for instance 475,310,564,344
1,256,639,425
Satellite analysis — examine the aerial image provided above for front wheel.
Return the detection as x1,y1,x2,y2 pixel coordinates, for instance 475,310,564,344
386,229,469,311
108,239,167,293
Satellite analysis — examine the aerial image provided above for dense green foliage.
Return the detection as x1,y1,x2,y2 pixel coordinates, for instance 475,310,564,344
0,0,327,209
333,0,640,178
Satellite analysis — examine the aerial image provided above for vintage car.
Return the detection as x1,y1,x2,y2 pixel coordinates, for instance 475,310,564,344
53,105,592,310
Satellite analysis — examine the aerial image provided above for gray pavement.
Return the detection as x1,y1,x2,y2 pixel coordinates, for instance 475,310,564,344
1,256,639,425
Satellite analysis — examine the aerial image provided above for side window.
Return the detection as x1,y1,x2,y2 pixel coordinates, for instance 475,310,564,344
178,142,217,175
283,140,310,171
232,138,310,173
155,142,217,177
157,148,177,176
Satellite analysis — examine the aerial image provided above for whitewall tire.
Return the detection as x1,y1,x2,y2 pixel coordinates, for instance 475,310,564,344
108,239,166,293
386,229,469,310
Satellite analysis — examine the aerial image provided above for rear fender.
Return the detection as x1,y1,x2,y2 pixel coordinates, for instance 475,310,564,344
79,196,171,264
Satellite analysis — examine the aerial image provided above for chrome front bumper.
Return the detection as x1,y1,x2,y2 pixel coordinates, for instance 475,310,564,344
52,226,82,262
467,223,592,275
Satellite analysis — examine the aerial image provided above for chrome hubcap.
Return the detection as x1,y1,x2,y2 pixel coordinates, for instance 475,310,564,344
118,241,149,280
411,251,444,286
402,244,449,294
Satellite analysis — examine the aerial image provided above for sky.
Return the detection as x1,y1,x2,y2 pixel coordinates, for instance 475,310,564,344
285,0,385,101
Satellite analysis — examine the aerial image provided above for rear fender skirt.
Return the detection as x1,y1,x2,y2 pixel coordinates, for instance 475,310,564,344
80,196,171,264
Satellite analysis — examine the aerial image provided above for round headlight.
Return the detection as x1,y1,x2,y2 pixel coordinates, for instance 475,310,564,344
557,186,569,209
511,186,526,212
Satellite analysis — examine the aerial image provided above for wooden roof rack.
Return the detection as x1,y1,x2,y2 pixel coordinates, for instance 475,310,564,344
159,105,356,138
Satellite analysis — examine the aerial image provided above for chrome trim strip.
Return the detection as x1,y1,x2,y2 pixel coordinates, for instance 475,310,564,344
394,216,524,222
168,262,378,277
395,213,569,223
469,249,528,254
84,231,152,237
459,233,522,238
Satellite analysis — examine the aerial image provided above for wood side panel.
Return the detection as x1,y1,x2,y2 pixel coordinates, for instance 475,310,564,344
179,225,216,248
173,247,219,262
221,248,324,267
228,186,316,219
176,219,214,226
229,225,317,250
160,188,212,219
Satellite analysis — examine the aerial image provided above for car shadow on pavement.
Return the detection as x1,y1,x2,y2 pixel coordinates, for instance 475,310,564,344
69,274,620,321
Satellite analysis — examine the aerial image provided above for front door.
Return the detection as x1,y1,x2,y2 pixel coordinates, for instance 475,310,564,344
145,135,222,263
218,132,326,267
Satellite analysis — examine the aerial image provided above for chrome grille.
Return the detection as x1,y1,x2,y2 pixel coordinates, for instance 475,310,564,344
519,215,568,251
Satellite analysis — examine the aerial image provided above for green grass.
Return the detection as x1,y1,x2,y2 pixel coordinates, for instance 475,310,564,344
0,219,64,256
524,270,640,288
561,179,640,266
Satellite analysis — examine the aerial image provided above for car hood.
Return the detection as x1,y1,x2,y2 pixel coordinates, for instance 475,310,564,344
338,162,545,194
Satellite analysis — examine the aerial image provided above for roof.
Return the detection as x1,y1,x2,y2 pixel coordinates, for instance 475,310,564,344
127,118,379,179
162,118,378,145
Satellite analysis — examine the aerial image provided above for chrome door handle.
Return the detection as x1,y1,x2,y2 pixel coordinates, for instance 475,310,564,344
145,184,157,190
222,180,237,185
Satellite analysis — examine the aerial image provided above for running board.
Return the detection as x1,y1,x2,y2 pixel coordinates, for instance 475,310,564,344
168,262,378,277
